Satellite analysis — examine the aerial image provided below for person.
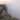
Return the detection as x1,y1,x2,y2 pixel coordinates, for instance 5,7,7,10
0,4,12,20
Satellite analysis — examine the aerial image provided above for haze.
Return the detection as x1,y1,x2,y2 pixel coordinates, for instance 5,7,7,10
6,0,20,19
0,0,20,19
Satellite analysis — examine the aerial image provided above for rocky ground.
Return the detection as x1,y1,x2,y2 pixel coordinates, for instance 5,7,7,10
0,13,19,20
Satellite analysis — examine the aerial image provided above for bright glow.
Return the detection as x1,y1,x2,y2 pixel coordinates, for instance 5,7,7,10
0,0,8,4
